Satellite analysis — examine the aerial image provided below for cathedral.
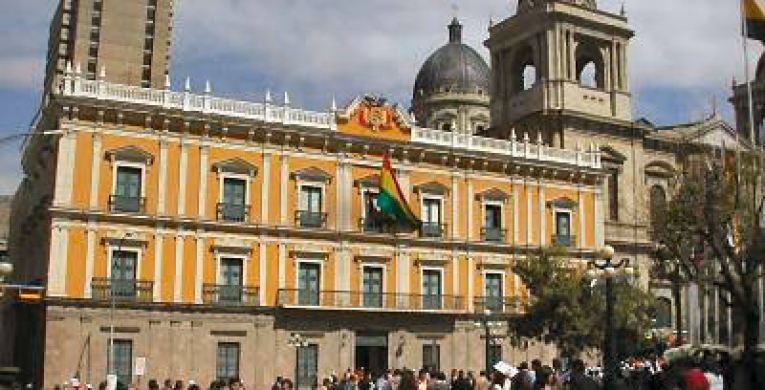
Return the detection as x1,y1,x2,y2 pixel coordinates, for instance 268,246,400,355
0,0,760,388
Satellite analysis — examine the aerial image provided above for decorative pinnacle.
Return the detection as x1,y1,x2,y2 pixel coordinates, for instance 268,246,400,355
99,66,106,79
331,96,337,112
164,75,171,90
184,77,191,92
265,89,272,103
448,17,462,44
284,91,290,106
537,132,543,145
75,62,82,75
65,61,73,74
511,128,517,140
204,80,212,94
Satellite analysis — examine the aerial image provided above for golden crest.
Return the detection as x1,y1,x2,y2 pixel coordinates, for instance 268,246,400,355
367,107,388,130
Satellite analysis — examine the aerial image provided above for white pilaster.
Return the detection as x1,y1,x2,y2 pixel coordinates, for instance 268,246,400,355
259,242,268,306
198,144,209,218
158,138,169,214
84,223,96,298
335,244,350,291
452,255,460,298
47,224,69,296
451,174,460,239
53,132,77,207
279,154,289,225
467,256,474,311
336,161,347,231
154,230,164,302
261,153,271,224
174,232,184,302
396,246,410,302
527,182,534,246
513,183,520,244
278,242,286,288
578,188,586,247
194,234,204,303
177,140,189,215
539,182,546,246
467,177,474,241
89,133,102,209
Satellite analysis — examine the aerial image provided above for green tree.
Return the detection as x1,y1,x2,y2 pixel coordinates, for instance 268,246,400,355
509,248,656,358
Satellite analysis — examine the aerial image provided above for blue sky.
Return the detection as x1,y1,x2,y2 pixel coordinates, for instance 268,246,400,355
0,0,756,194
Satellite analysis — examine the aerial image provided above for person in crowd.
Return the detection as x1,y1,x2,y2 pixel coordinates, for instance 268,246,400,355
173,380,184,390
359,371,373,390
702,361,723,390
566,360,600,390
452,370,471,390
530,360,542,388
416,370,429,390
398,371,418,390
148,379,160,390
489,371,507,390
427,372,448,390
163,380,174,390
187,381,200,390
272,377,283,390
474,371,490,390
466,371,476,390
376,371,392,390
511,362,533,390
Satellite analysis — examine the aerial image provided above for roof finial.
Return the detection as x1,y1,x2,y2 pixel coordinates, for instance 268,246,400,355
448,11,462,44
620,2,627,17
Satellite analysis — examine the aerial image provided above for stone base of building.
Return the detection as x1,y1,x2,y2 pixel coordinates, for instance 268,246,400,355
36,302,557,389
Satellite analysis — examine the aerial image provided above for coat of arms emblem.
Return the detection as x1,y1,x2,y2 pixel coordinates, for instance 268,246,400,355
360,96,393,132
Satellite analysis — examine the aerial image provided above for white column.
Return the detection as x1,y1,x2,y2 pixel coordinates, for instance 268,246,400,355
259,241,268,305
198,145,209,218
194,234,204,304
467,256,474,311
154,230,164,302
47,224,69,296
53,132,77,207
527,182,534,246
89,133,102,209
336,162,349,231
451,174,460,239
174,231,184,302
177,140,189,215
396,246,410,295
452,255,460,298
261,152,271,224
513,183,520,244
467,177,474,241
84,224,96,298
538,182,546,246
158,139,169,214
278,242,286,289
344,164,353,230
279,154,289,225
688,283,700,345
578,188,586,247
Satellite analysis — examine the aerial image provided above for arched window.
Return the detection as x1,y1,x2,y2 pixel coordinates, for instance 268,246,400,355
441,123,452,131
649,185,667,230
575,44,605,89
579,61,597,88
522,65,537,91
654,297,673,329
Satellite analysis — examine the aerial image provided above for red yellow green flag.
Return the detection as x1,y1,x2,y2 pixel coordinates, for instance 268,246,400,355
378,155,421,230
744,0,765,41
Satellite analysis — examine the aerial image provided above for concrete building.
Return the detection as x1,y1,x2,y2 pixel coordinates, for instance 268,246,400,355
43,0,174,94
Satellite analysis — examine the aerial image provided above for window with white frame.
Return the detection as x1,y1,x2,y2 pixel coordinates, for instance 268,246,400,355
216,342,240,381
109,248,140,299
422,268,443,309
362,188,383,232
220,176,248,222
298,185,324,228
106,146,153,213
362,265,384,307
109,339,133,386
421,197,443,238
554,211,573,246
483,203,504,242
484,272,504,311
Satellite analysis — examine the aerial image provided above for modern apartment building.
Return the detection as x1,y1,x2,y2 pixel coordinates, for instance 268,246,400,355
43,0,174,94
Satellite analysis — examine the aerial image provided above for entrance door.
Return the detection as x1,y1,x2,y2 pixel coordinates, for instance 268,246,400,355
422,270,442,309
111,251,137,298
355,332,388,377
298,263,321,306
363,267,384,308
220,258,243,303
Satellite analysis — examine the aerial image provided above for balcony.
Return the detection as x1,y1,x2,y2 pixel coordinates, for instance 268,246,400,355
359,217,387,234
91,278,154,302
202,284,258,306
552,234,577,247
217,203,250,223
277,289,466,312
474,296,521,314
109,195,146,213
420,222,447,238
295,210,327,229
481,227,506,243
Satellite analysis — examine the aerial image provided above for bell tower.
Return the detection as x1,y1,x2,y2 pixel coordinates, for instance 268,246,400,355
486,0,634,144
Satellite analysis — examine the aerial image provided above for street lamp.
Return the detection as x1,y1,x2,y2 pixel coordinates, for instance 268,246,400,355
474,309,504,375
590,245,630,390
108,232,135,386
288,333,308,390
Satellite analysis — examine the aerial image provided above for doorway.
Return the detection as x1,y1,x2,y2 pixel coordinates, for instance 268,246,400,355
355,332,388,376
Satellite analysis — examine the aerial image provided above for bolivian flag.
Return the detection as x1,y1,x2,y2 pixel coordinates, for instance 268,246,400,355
378,155,421,231
745,0,765,41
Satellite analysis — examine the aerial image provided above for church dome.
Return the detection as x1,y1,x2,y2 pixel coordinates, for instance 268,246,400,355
413,18,491,99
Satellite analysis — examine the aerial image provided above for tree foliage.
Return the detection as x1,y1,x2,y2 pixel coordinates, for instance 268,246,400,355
509,248,656,358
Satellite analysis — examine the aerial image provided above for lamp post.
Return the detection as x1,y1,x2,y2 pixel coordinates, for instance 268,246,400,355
474,309,503,375
590,245,631,390
288,333,308,390
108,232,134,384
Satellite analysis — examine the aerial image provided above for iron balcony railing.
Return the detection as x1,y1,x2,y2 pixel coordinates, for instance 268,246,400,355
109,195,146,213
295,210,328,229
420,222,447,238
91,278,154,302
217,203,250,222
202,284,259,306
359,217,389,233
276,289,466,311
481,227,506,243
552,234,577,247
473,296,521,314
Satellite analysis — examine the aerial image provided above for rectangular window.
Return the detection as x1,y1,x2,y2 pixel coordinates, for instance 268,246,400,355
220,177,247,222
298,344,319,387
113,166,143,212
484,273,503,311
422,198,443,238
362,267,384,308
111,250,138,298
109,339,133,386
422,343,440,372
483,204,503,242
219,258,243,303
555,212,572,246
422,269,442,310
609,170,619,221
298,263,321,306
362,190,383,232
298,185,324,228
216,342,240,381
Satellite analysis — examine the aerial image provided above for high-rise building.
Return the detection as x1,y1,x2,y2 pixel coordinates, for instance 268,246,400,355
43,0,174,93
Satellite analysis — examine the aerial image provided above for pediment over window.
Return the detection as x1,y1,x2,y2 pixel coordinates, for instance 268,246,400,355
105,146,154,165
645,160,676,178
354,174,380,188
547,197,578,210
212,158,258,177
600,145,627,164
413,181,450,195
291,167,332,183
477,187,510,202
